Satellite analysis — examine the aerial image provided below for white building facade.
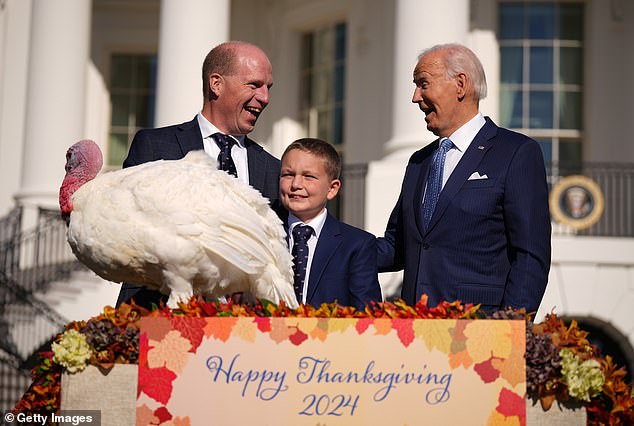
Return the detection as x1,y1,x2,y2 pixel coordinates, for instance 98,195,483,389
1,0,633,380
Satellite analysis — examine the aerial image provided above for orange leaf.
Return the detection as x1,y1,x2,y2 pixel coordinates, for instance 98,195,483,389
203,317,238,341
448,350,473,369
372,318,392,335
173,417,191,426
309,319,329,342
492,346,526,388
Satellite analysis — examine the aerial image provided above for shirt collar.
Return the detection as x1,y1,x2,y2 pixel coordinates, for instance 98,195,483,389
196,112,246,148
446,112,486,152
288,209,327,239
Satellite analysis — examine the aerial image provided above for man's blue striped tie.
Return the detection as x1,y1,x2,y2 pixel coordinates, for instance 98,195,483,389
422,138,453,230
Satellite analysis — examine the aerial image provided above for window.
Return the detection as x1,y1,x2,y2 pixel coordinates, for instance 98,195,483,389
300,22,347,217
499,2,584,167
300,23,346,147
108,54,157,167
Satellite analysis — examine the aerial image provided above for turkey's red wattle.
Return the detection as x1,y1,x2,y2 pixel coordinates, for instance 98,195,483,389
58,140,104,224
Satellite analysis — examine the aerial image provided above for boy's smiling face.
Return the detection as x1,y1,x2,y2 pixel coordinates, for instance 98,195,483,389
280,149,340,223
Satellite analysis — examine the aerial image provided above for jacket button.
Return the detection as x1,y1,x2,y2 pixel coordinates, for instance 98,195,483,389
423,243,430,250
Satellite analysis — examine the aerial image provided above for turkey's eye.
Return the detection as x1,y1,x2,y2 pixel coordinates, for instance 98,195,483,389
65,151,75,172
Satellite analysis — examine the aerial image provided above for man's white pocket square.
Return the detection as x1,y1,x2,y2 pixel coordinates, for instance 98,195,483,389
468,172,488,180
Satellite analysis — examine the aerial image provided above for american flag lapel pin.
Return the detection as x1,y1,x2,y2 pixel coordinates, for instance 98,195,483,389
477,145,485,150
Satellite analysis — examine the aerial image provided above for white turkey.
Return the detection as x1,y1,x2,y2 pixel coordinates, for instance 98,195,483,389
59,139,298,309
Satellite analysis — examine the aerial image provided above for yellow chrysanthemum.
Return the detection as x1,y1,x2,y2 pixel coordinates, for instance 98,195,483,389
52,329,93,373
560,348,605,402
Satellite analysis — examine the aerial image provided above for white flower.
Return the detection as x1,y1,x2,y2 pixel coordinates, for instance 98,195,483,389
52,329,93,373
560,348,605,402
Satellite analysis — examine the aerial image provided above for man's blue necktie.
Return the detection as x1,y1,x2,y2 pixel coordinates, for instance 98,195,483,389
212,133,238,177
291,224,313,304
422,138,453,230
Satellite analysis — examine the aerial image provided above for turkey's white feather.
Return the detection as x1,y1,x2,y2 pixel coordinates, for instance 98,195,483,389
66,150,297,308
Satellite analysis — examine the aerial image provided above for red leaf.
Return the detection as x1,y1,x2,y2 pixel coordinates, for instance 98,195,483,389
254,317,271,333
392,319,415,347
171,317,206,352
154,406,173,424
200,300,218,316
355,318,373,334
496,388,526,425
138,333,150,368
288,329,308,346
138,366,177,405
473,357,501,383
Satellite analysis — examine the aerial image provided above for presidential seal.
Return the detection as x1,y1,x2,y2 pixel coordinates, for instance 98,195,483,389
549,175,604,230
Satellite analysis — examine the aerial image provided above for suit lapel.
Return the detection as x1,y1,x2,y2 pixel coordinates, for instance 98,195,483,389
246,137,266,191
176,117,204,155
306,214,342,303
425,119,498,233
413,141,438,236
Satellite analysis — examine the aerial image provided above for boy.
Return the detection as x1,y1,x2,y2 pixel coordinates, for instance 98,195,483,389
279,138,382,310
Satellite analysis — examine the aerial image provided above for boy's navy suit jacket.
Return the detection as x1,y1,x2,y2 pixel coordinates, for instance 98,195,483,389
300,213,382,310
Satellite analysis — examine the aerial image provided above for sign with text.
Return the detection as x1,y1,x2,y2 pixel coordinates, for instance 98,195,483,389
137,317,526,425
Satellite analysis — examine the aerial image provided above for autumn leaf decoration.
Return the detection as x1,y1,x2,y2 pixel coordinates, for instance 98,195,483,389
11,296,634,426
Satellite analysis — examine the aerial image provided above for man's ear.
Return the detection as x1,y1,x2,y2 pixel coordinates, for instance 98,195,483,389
455,72,468,101
208,73,223,100
326,179,341,200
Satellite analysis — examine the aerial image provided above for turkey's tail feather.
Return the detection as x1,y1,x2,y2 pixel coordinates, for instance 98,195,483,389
254,263,299,308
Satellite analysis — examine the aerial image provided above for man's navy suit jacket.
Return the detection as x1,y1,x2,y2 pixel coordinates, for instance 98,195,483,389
377,118,551,313
301,213,382,310
116,117,282,308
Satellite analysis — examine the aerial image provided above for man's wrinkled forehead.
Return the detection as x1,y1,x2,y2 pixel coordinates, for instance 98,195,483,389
412,59,430,81
413,54,444,79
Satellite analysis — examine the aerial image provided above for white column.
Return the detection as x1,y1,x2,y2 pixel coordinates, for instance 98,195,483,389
16,0,92,215
0,0,32,217
154,0,230,127
383,0,470,160
368,0,470,298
